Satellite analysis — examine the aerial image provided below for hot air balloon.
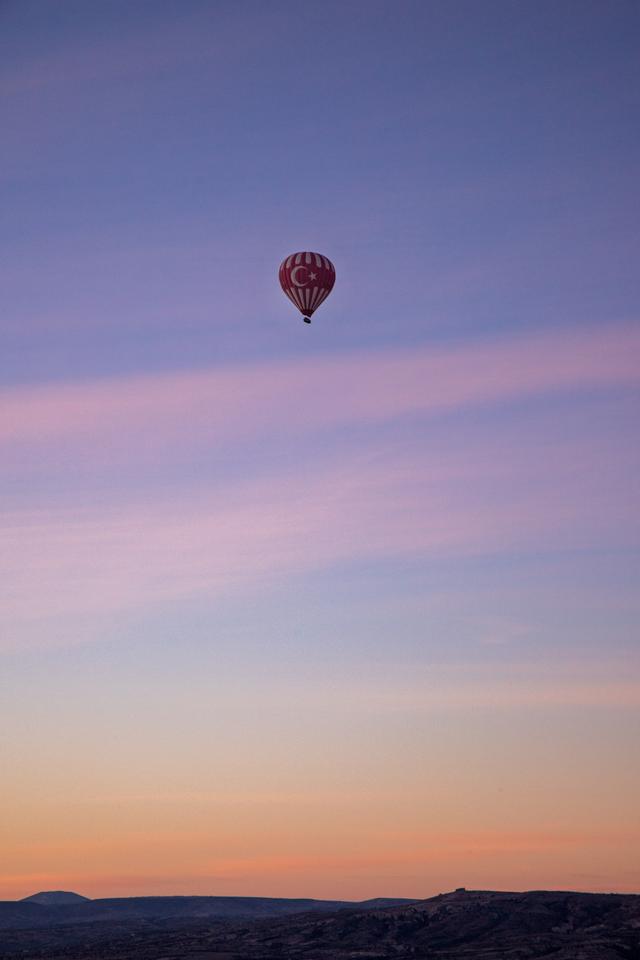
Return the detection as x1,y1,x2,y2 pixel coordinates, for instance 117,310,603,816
279,252,335,323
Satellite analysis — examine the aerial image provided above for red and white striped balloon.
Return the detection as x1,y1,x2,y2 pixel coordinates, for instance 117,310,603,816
279,251,335,323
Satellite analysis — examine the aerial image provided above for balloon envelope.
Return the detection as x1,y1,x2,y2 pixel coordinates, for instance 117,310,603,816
279,252,335,321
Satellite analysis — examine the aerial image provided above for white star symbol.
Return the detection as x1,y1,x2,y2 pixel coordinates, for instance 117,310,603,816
309,272,317,280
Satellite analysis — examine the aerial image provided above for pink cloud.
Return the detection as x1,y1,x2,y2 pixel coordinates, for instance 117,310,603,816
2,324,638,646
2,322,638,463
2,417,636,642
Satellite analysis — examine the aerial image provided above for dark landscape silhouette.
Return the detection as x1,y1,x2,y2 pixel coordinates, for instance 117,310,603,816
1,887,639,959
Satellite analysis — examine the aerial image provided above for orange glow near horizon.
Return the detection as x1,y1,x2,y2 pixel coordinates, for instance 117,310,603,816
2,673,639,900
3,823,639,901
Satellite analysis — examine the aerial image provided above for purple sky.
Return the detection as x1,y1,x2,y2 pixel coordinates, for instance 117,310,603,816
1,0,639,899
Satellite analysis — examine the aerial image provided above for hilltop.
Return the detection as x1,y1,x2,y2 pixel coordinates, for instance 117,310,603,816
20,892,90,906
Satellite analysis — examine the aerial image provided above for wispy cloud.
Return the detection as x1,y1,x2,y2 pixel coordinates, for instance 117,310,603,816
2,420,636,641
1,5,263,98
3,322,638,457
2,324,638,645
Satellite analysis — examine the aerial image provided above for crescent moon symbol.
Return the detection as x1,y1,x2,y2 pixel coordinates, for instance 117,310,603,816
290,265,309,287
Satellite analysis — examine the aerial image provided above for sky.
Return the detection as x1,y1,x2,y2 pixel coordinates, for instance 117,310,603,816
1,0,639,901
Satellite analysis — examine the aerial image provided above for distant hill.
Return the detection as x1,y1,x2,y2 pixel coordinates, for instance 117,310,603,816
20,891,90,906
0,893,413,929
